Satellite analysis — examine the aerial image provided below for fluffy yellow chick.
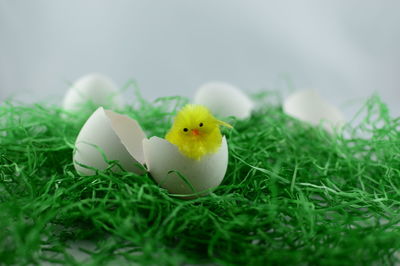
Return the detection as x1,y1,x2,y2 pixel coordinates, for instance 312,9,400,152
165,104,232,160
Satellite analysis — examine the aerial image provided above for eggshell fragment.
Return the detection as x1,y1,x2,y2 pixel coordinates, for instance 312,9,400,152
283,89,345,132
143,136,228,196
63,73,124,112
73,107,146,175
194,82,254,119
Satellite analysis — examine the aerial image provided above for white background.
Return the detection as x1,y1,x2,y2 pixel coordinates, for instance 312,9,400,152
1,0,399,118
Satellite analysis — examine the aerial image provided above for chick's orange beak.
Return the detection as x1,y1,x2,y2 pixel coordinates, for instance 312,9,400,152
191,129,200,136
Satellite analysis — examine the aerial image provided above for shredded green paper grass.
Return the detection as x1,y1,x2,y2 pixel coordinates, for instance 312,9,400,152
1,91,400,265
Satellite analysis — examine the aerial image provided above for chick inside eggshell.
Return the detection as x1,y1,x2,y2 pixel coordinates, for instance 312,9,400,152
73,105,229,197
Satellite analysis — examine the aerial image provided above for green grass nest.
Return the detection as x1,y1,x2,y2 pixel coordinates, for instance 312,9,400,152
1,91,400,265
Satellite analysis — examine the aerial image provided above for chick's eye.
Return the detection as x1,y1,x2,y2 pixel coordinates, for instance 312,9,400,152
199,122,203,127
183,128,188,132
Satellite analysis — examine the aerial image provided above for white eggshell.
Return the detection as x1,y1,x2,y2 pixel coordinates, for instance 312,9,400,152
194,82,254,119
143,136,229,196
63,73,124,112
283,89,345,132
73,107,146,175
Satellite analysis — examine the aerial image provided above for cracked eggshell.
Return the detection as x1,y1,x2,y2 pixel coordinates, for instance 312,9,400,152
63,73,124,112
143,136,228,196
283,89,345,132
73,107,146,175
194,82,254,119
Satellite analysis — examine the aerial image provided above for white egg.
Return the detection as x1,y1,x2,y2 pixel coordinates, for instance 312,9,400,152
63,73,124,112
194,82,254,119
283,89,345,132
143,136,229,196
73,107,147,175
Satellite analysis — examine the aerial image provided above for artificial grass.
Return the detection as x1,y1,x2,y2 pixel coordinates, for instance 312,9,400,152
0,90,400,265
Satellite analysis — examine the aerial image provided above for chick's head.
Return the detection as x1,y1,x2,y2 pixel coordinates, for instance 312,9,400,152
165,104,232,160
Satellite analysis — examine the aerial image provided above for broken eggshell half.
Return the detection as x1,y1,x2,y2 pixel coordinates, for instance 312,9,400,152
194,82,254,119
142,136,229,196
283,89,345,133
63,73,124,112
73,107,147,175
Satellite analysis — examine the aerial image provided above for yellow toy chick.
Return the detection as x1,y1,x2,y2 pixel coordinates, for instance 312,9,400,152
165,104,232,160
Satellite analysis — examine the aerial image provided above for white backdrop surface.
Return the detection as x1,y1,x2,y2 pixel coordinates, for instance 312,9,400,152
1,0,399,118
